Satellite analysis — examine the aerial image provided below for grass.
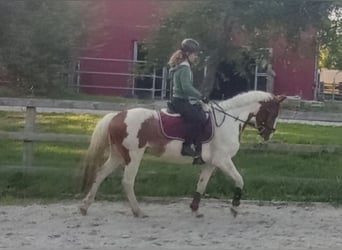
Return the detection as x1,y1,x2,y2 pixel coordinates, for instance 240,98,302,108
0,111,101,134
1,111,342,144
0,110,342,204
1,150,341,203
282,99,342,113
277,123,342,145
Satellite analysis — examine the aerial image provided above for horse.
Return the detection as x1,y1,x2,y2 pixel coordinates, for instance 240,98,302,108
80,90,286,218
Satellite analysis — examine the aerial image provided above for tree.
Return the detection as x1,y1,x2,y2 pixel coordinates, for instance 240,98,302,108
0,1,89,96
145,0,342,95
319,8,342,69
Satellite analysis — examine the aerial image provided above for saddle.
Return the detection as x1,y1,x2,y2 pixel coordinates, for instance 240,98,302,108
158,103,214,143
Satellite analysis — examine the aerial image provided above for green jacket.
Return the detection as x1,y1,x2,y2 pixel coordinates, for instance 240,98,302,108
171,61,202,100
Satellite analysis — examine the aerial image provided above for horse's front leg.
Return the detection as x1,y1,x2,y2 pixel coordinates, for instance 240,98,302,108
213,156,244,217
190,164,216,217
122,150,146,218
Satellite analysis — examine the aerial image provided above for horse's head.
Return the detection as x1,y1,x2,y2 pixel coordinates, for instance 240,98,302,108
255,95,286,141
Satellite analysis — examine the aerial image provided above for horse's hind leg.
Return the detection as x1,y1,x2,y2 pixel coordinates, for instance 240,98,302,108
80,153,121,215
190,165,216,216
122,150,145,218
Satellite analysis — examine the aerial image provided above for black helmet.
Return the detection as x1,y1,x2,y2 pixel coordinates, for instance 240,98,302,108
181,38,200,53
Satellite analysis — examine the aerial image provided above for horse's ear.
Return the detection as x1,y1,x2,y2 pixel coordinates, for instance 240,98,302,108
276,95,286,103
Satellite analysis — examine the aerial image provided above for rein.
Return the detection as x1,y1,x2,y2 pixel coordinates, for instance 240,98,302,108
209,101,276,133
210,101,256,128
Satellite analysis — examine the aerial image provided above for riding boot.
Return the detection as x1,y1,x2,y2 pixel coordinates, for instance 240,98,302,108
181,142,196,157
192,143,205,165
181,123,196,157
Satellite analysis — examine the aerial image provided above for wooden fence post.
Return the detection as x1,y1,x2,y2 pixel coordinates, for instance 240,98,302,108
23,106,36,167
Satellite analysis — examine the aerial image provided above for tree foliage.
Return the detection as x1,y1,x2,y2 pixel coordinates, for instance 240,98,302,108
0,1,89,96
319,8,342,69
145,0,342,93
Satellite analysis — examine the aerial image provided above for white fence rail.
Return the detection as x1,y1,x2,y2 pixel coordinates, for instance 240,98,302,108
71,57,169,100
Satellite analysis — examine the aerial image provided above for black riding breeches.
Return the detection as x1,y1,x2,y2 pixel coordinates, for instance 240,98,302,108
171,97,207,145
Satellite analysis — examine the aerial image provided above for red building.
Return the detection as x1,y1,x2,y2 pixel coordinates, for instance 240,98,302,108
271,29,318,99
80,1,318,100
79,1,162,97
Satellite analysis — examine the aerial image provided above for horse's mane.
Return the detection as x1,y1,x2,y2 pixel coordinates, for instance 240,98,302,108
219,91,273,110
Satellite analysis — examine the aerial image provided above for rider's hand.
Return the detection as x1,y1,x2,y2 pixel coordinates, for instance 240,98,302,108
201,96,209,104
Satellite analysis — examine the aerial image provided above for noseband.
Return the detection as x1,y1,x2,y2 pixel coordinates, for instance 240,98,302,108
257,120,276,134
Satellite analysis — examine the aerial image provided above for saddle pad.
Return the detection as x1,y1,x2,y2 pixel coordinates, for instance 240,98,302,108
158,110,214,143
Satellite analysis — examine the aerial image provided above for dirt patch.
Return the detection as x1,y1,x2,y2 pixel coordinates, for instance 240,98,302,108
1,199,342,249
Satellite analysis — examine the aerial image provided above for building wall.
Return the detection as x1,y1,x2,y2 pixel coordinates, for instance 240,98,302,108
80,1,317,99
272,30,317,99
80,0,161,96
320,69,342,83
230,25,317,100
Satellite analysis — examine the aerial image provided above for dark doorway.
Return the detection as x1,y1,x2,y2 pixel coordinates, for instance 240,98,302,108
210,60,255,100
134,42,163,99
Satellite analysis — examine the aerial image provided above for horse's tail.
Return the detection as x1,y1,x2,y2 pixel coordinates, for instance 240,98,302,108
81,112,117,193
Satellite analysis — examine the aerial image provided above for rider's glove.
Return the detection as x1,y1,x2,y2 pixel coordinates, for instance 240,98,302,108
201,96,209,104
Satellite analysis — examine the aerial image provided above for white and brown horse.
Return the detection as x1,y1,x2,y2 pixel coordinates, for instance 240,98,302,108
80,91,286,217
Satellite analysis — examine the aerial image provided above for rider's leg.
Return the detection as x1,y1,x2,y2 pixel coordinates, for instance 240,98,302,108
170,98,205,157
171,98,197,156
181,121,196,156
192,109,207,163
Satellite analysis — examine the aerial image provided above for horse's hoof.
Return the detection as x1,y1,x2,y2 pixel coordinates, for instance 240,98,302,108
192,211,204,218
80,206,87,216
133,211,148,218
232,199,240,207
196,213,204,218
230,207,238,218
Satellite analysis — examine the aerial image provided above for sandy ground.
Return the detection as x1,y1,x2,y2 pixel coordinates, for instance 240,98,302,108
1,199,342,250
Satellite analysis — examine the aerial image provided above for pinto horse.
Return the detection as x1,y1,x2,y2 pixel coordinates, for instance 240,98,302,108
80,91,286,217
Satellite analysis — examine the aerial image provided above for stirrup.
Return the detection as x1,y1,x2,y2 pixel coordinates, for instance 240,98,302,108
193,156,205,165
181,144,196,157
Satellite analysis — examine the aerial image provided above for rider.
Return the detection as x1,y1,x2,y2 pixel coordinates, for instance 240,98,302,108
168,38,209,160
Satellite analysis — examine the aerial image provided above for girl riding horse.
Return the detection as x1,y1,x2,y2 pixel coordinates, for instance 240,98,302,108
168,38,209,161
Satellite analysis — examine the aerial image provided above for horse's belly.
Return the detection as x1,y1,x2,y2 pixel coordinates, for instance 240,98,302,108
146,140,211,164
151,140,187,161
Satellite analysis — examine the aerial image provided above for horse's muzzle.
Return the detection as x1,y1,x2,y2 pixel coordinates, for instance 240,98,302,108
258,125,276,141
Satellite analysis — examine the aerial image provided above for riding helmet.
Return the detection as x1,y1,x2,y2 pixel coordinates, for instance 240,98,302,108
181,38,200,53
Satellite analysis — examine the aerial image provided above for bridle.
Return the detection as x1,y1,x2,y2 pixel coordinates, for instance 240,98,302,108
210,101,254,127
210,101,276,135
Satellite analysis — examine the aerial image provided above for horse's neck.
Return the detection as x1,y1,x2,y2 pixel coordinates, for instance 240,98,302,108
218,91,272,117
222,103,260,122
211,104,259,152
